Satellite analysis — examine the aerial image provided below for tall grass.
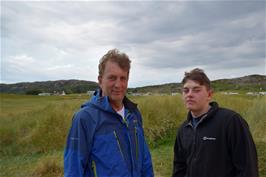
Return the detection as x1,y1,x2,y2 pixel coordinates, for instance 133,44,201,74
131,95,186,147
31,154,63,177
0,93,265,177
245,98,266,142
0,94,87,156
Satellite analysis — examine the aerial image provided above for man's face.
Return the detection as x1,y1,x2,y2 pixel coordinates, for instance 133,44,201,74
182,80,212,116
98,61,128,107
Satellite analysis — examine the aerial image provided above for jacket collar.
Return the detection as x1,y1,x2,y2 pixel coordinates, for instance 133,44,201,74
185,102,219,127
87,89,137,113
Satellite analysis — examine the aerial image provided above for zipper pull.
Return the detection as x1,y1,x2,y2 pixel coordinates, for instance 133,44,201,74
122,117,128,127
123,112,131,128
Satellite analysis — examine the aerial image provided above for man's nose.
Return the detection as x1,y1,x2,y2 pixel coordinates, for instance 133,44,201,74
114,79,122,87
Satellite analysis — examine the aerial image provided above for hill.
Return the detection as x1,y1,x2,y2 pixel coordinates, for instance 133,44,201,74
0,80,98,94
0,74,265,94
130,74,266,93
212,74,266,91
129,83,182,94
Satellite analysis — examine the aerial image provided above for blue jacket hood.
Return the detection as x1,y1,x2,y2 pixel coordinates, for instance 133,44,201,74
81,89,137,113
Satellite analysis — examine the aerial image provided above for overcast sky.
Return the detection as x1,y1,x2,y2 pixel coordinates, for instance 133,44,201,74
1,1,265,87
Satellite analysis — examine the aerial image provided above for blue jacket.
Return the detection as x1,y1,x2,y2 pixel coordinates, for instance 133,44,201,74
64,90,154,177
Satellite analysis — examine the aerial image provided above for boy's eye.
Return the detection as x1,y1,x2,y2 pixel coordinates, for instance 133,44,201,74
182,88,189,93
193,89,201,93
182,88,201,94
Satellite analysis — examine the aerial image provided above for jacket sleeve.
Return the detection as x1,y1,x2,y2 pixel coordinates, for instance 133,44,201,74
64,110,96,177
172,127,186,177
227,114,258,177
141,137,154,177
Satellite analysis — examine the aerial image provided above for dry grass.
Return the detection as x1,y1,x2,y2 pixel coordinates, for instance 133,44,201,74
30,155,63,177
0,93,265,177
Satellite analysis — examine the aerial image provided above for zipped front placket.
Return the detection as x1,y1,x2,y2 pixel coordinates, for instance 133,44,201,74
190,127,197,177
124,112,137,176
185,122,197,177
116,111,137,176
188,115,207,176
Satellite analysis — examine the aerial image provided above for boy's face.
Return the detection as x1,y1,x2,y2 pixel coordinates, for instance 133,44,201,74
182,79,212,116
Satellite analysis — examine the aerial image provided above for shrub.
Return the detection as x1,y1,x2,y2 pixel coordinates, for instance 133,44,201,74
31,155,63,177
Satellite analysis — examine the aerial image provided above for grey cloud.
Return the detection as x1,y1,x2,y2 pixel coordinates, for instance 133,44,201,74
1,1,265,85
130,2,265,71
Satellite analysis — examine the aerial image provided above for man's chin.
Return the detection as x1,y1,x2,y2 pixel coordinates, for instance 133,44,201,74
110,95,124,102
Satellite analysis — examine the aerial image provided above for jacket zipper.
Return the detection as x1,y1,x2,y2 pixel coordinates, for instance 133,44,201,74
134,126,139,160
113,130,125,160
118,112,137,174
133,118,139,161
122,113,130,128
186,122,196,176
189,116,206,177
92,160,97,177
124,112,136,171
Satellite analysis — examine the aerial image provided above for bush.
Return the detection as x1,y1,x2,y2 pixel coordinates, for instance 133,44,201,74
131,95,186,147
26,90,42,95
31,155,63,177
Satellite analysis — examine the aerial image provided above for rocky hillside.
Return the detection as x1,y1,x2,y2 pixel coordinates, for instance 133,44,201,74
0,74,265,94
212,74,266,91
0,80,98,94
130,74,266,93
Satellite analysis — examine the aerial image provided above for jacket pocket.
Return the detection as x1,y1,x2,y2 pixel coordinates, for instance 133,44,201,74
113,130,125,160
92,131,129,176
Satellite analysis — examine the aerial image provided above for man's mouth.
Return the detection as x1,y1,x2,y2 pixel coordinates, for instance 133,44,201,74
113,91,122,95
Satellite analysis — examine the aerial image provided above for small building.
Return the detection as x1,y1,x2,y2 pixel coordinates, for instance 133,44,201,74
38,93,51,96
87,90,95,96
171,92,179,96
222,92,239,95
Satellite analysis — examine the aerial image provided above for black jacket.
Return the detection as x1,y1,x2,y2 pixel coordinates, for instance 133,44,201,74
172,102,258,177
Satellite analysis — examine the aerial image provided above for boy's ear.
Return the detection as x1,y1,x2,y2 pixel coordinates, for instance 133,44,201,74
208,88,213,99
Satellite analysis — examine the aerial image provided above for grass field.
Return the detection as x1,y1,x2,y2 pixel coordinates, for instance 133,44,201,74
0,93,265,177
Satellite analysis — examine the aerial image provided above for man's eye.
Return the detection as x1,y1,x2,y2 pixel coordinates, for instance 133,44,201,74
121,77,127,81
109,76,116,80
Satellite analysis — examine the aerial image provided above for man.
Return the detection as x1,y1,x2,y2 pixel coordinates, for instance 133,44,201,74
64,49,154,177
172,68,258,177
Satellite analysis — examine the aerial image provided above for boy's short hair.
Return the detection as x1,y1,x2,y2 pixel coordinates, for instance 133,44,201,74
182,68,211,90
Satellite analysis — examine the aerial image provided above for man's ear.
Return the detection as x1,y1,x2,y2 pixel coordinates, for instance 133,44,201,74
98,76,102,87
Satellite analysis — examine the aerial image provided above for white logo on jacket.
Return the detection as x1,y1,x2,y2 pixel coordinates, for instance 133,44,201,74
202,136,216,141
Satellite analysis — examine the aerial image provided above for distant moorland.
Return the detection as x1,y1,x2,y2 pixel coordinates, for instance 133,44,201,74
0,74,265,94
0,92,265,177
